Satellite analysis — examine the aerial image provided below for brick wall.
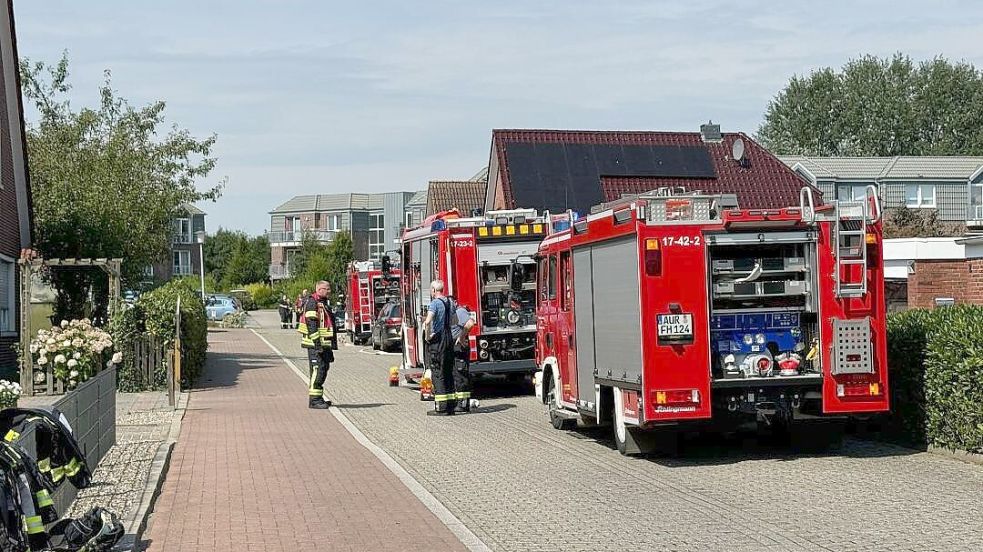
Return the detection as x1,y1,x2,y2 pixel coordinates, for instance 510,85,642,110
908,258,983,308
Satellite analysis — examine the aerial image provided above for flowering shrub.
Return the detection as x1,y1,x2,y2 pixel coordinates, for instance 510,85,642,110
0,380,21,409
29,319,119,388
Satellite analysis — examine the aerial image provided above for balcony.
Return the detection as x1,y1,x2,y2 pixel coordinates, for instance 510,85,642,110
269,264,292,280
267,229,337,245
172,233,194,244
967,205,983,228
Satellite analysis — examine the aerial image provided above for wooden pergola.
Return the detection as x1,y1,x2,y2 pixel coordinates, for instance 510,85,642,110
18,255,123,395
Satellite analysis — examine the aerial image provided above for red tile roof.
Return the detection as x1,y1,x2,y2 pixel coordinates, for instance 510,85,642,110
426,180,487,216
491,129,817,212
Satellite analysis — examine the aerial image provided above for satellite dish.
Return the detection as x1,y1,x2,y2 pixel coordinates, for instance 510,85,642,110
732,138,746,162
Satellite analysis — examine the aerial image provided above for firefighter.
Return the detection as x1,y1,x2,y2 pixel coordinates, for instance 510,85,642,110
423,280,456,416
294,290,308,328
298,281,338,409
277,294,292,329
447,296,477,413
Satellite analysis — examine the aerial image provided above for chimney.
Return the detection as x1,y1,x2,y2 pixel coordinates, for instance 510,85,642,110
700,120,722,143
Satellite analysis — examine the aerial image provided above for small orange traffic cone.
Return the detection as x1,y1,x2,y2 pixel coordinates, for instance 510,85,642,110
419,370,434,401
388,366,400,387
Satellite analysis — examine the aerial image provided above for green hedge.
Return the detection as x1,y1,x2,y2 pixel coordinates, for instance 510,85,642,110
139,279,208,387
886,305,983,453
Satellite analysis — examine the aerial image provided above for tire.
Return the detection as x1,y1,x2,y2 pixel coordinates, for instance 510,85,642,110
547,372,576,430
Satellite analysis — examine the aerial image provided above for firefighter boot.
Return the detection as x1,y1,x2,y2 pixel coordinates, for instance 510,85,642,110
309,396,331,409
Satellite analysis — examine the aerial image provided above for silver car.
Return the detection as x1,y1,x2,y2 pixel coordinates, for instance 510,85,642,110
205,295,241,321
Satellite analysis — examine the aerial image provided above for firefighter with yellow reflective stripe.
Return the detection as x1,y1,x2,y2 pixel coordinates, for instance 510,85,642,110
298,280,338,409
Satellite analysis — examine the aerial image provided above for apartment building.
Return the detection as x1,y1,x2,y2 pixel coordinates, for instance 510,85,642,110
267,192,417,281
149,204,206,282
781,156,983,228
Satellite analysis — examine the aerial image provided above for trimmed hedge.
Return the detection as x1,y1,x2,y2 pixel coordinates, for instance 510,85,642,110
139,279,209,387
886,305,983,453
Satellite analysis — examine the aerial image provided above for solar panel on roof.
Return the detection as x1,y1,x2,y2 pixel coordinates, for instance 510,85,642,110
504,142,716,214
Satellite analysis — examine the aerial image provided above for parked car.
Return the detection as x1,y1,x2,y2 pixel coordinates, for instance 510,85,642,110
122,290,140,304
229,289,257,311
205,294,242,322
370,302,402,352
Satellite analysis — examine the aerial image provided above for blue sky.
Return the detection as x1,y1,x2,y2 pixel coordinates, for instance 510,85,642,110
14,0,983,235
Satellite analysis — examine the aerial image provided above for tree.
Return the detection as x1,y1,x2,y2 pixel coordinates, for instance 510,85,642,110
202,229,242,286
22,53,223,320
758,54,983,156
325,232,355,295
222,235,270,288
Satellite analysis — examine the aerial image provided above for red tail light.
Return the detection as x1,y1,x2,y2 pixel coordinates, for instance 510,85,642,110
644,239,662,276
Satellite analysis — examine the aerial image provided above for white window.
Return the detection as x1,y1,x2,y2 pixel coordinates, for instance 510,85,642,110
173,251,192,276
173,218,192,244
325,214,341,231
970,184,983,220
404,211,413,229
0,257,14,333
369,211,385,260
905,184,936,208
836,184,869,201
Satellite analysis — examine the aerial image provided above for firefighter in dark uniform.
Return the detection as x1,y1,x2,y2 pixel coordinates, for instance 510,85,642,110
298,280,337,409
277,294,292,329
424,280,456,416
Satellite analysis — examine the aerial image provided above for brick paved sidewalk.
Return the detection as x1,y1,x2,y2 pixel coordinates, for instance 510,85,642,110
142,328,466,552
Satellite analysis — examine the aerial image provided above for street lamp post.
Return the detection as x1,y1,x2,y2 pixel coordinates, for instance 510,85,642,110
195,230,206,300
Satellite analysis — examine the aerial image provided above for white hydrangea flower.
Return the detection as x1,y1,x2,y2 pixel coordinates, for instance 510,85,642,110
73,352,81,359
69,370,79,378
112,352,123,364
34,372,46,384
54,354,67,364
46,338,55,345
29,344,38,354
67,359,78,368
60,320,69,328
37,357,48,366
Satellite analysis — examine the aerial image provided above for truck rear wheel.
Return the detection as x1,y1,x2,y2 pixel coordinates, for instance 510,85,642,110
546,373,575,430
612,386,630,454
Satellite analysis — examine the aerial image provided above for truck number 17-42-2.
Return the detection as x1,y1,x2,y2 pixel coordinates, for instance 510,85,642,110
661,236,702,247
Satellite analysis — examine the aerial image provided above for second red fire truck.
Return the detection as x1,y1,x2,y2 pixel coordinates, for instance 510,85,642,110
534,188,890,454
344,259,400,345
399,209,551,384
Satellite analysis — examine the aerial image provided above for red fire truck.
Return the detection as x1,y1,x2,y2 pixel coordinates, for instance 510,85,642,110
535,188,889,454
399,209,550,383
344,259,400,345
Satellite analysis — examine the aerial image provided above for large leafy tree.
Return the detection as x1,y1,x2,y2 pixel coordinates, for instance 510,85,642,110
222,235,271,288
758,54,983,156
22,54,222,319
203,229,270,288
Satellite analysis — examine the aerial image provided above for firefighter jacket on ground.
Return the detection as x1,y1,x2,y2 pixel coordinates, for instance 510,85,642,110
298,294,338,355
0,409,91,491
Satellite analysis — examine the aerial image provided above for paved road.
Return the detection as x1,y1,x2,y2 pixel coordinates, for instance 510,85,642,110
143,327,466,552
251,309,983,552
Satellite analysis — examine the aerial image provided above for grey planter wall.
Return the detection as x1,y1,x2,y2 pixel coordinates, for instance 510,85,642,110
13,366,117,514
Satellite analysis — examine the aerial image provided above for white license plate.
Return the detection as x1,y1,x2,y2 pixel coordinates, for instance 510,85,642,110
658,314,693,338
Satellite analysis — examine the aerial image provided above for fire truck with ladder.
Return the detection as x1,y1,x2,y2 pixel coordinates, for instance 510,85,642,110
534,187,889,454
399,209,551,384
344,259,400,345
